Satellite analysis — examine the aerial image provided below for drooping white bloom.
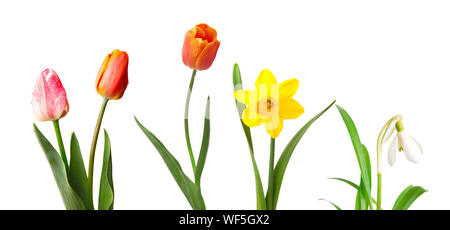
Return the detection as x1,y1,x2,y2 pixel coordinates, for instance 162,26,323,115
387,123,423,166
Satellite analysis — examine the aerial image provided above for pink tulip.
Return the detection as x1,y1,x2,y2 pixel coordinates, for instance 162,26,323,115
32,69,69,121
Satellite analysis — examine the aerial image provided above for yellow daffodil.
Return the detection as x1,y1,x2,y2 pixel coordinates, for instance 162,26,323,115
234,69,304,138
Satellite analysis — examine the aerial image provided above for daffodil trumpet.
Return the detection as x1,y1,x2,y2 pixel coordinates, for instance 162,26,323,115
233,63,335,210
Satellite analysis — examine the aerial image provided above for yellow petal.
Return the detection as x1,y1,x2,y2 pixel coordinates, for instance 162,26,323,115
264,118,283,139
234,90,257,105
255,69,277,88
279,79,299,102
242,106,262,127
280,99,304,120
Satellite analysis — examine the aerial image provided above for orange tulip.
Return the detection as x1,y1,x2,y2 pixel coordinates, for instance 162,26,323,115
96,49,129,100
182,23,220,71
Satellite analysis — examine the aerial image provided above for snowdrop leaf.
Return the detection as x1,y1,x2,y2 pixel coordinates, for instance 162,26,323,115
98,130,114,210
135,117,206,210
33,124,86,210
393,185,427,210
233,63,266,210
272,100,336,209
319,199,342,210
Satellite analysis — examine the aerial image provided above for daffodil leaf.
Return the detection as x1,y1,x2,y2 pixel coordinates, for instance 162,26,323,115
195,96,210,184
135,117,206,210
68,132,93,210
335,105,372,210
272,100,336,209
233,63,266,210
33,124,86,210
98,129,114,210
393,185,427,210
318,199,342,210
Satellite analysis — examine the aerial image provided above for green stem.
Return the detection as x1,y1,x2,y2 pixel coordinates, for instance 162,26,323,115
377,173,382,210
88,98,109,198
52,119,69,174
267,138,276,210
184,69,197,176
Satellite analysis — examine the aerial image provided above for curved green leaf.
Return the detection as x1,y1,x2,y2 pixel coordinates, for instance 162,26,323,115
393,185,427,210
329,177,377,206
135,117,206,210
195,96,210,184
68,133,93,210
318,199,342,210
233,63,266,210
272,100,336,209
33,124,86,210
99,129,114,210
335,105,372,209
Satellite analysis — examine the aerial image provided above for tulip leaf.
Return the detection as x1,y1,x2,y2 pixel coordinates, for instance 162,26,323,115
33,124,86,210
195,96,210,184
272,100,336,209
135,117,206,210
335,105,372,209
318,199,342,210
233,63,266,210
68,133,93,210
98,129,114,210
393,185,427,210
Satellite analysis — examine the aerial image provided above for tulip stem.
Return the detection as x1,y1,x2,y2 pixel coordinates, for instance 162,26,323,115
88,98,109,199
184,69,197,176
52,119,69,175
267,138,276,210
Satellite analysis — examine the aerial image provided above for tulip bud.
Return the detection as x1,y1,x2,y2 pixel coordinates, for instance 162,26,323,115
31,69,69,121
182,23,220,71
96,49,129,100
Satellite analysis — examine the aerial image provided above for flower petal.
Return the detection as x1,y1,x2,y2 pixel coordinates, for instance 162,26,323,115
279,78,299,102
398,131,421,164
255,69,277,88
279,99,304,120
242,106,262,127
263,117,283,139
388,136,397,166
234,90,256,105
195,39,220,70
409,135,424,154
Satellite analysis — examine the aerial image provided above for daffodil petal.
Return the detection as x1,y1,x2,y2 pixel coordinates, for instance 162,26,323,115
234,90,256,105
279,79,299,102
279,99,304,120
242,106,262,127
255,69,277,88
264,118,283,139
388,136,397,167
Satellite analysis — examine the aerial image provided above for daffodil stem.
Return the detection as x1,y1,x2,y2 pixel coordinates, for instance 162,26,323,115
52,119,69,175
377,173,382,210
267,138,276,210
88,97,109,199
184,69,197,176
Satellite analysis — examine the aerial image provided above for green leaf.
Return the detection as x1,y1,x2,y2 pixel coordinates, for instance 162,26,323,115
335,105,372,209
98,129,114,210
272,100,336,209
329,177,377,206
355,178,368,210
135,117,206,210
68,133,93,210
195,96,210,184
233,63,266,210
393,185,427,210
33,124,86,210
318,199,342,210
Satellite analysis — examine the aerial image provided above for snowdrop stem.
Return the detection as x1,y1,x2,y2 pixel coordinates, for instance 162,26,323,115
377,173,382,210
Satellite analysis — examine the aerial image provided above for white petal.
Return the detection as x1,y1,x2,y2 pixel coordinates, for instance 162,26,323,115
388,136,397,166
409,135,424,154
398,131,422,164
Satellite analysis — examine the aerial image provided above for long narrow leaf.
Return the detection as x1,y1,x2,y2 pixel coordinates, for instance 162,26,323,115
393,185,427,210
335,105,372,209
195,96,210,184
135,117,206,210
68,133,93,210
318,199,342,210
233,63,266,210
33,124,86,210
329,177,377,205
272,100,336,209
98,129,114,210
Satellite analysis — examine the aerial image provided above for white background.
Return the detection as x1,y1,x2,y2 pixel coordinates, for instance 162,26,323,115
0,0,449,210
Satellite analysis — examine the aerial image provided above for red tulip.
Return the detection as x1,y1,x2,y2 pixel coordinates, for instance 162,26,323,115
182,23,220,70
31,69,69,121
96,49,129,100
